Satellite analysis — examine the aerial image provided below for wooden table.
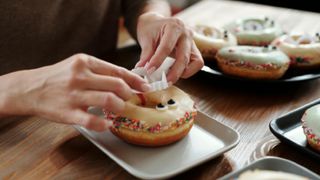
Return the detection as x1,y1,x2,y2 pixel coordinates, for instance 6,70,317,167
1,0,320,179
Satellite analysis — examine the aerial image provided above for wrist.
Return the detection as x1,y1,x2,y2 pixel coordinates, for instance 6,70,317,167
0,70,38,116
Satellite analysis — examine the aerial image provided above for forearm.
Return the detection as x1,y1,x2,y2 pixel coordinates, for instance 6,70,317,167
123,0,171,39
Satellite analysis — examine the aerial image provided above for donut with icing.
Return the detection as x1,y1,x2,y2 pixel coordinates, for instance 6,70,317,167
273,33,320,69
302,104,320,152
225,16,283,46
193,25,237,59
216,45,290,80
104,86,197,147
238,170,308,180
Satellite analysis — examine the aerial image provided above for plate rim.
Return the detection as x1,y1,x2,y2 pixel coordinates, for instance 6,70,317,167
74,110,240,179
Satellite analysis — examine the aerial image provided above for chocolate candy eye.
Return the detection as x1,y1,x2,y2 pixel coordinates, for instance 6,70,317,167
156,103,167,111
167,99,175,105
167,99,178,109
272,46,277,50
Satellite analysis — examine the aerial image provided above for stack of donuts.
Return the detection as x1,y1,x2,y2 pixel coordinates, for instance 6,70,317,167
192,16,320,80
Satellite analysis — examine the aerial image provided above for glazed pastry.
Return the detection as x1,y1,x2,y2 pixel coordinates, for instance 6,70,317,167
238,170,308,180
104,86,197,146
193,25,237,59
273,33,320,69
216,45,290,80
225,16,283,46
302,104,320,152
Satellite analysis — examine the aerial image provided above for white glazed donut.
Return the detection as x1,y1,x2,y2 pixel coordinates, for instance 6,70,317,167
104,86,197,147
273,33,320,69
216,45,290,80
193,25,237,59
225,16,283,46
301,104,320,152
238,170,308,180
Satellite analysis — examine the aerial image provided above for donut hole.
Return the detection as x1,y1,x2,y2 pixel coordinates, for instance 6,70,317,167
194,26,221,38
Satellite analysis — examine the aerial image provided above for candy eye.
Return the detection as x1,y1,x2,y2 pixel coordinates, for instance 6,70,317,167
156,103,167,111
167,99,177,109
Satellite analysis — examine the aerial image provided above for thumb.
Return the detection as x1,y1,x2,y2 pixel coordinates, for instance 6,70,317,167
135,43,155,67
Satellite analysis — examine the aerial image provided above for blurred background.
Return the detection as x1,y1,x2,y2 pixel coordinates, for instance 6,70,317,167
169,0,319,14
118,0,318,48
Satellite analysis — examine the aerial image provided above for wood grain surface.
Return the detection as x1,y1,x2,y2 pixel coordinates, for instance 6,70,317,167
1,0,320,179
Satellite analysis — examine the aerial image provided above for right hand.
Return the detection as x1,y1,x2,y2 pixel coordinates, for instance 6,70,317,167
0,54,150,131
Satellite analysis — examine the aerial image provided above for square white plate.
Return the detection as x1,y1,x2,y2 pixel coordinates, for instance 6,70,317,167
74,108,240,179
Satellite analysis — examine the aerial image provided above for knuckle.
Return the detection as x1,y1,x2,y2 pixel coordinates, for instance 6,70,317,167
82,116,96,129
67,71,87,87
185,28,194,37
171,18,184,27
112,67,127,77
103,93,116,109
114,79,127,92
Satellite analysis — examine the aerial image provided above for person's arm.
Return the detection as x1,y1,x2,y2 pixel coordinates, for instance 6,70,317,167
122,0,170,40
0,54,150,131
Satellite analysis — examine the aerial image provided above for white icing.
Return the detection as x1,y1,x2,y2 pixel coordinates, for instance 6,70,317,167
285,33,318,45
218,46,289,66
243,21,264,31
304,104,320,137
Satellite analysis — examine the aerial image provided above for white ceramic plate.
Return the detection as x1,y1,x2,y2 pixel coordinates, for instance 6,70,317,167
218,156,320,180
74,107,240,179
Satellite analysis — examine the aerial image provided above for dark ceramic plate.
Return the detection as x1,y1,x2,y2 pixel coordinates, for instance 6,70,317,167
218,157,320,180
202,62,320,83
269,98,320,160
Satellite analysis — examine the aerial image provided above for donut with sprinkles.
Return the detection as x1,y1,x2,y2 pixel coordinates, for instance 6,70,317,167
301,104,320,152
104,86,197,147
216,45,290,79
272,33,320,69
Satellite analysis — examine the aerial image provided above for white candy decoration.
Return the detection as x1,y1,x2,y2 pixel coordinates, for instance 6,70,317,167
131,57,175,92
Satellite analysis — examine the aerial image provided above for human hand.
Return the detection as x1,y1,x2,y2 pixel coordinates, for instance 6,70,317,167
0,54,150,131
135,12,204,83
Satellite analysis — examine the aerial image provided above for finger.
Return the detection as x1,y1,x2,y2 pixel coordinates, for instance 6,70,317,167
167,36,192,83
86,56,151,92
68,109,113,132
135,43,155,67
84,74,133,100
72,91,125,113
181,43,204,78
146,25,182,70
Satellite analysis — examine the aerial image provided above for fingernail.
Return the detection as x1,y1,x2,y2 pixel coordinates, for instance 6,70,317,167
141,83,152,92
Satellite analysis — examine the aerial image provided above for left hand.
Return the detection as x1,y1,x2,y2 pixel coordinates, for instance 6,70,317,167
135,12,204,84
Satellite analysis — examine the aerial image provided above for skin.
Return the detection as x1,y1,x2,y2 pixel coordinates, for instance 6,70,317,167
136,12,204,83
0,1,204,131
0,54,150,131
